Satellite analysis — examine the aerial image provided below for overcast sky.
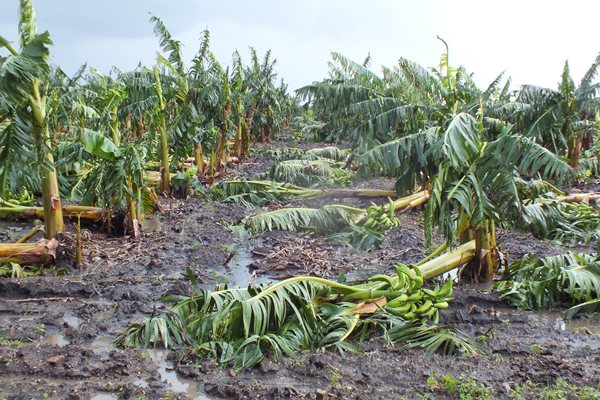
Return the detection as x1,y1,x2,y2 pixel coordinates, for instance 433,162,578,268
0,1,598,92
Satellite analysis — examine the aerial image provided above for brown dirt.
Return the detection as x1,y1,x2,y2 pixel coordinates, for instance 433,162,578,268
1,148,599,400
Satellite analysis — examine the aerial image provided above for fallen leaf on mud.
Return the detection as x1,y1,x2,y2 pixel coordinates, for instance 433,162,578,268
350,296,387,314
468,304,480,314
228,369,237,377
253,235,362,277
47,355,65,365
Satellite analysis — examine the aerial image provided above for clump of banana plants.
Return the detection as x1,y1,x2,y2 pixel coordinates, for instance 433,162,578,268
117,258,478,372
494,252,600,319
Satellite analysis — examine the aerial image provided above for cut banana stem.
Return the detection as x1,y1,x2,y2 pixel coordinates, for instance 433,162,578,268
415,242,448,267
418,240,477,280
0,238,58,265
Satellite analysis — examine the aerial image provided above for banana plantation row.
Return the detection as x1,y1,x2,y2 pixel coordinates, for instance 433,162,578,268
1,0,599,378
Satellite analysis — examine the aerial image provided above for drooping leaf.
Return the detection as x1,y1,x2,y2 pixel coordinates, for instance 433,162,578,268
82,129,121,160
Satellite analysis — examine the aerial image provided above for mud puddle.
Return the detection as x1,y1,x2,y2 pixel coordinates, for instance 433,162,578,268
90,335,114,354
89,394,118,400
40,330,70,347
0,220,36,242
146,349,212,399
206,240,271,288
528,310,600,339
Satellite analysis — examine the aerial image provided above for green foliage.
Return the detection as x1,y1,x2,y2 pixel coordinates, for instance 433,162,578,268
388,322,480,356
494,252,600,318
510,379,600,400
289,110,326,141
0,262,39,278
0,263,65,278
0,0,54,195
171,166,202,197
75,142,146,212
515,53,600,161
522,196,600,246
82,129,121,160
304,146,349,162
242,203,395,250
1,1,298,213
427,374,493,400
117,267,476,372
214,180,295,207
529,343,545,355
268,159,352,187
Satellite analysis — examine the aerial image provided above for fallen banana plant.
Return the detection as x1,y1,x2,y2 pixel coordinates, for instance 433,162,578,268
262,146,349,162
494,252,600,319
242,190,430,249
522,195,600,246
266,159,352,187
217,179,397,207
302,146,349,161
117,245,478,372
0,238,58,265
0,189,162,236
0,200,105,222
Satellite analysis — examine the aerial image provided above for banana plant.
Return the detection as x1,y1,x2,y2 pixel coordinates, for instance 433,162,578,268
152,65,170,194
73,129,146,235
360,114,573,281
150,17,234,187
240,191,430,250
242,48,286,143
117,251,479,372
514,53,600,168
297,38,500,148
45,64,94,142
231,50,249,159
150,14,193,194
82,68,127,145
0,0,64,237
494,252,600,319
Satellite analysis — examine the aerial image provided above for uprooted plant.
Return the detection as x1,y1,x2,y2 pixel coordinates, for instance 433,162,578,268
250,146,352,187
494,252,600,319
117,249,479,372
214,179,397,207
240,190,430,249
522,193,600,247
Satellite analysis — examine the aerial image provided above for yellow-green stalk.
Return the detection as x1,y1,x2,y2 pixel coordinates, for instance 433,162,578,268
31,78,64,238
153,66,170,195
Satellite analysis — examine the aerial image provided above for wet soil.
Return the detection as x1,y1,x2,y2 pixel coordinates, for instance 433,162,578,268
1,146,599,399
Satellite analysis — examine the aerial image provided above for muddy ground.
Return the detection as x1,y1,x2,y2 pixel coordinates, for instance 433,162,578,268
1,144,599,400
